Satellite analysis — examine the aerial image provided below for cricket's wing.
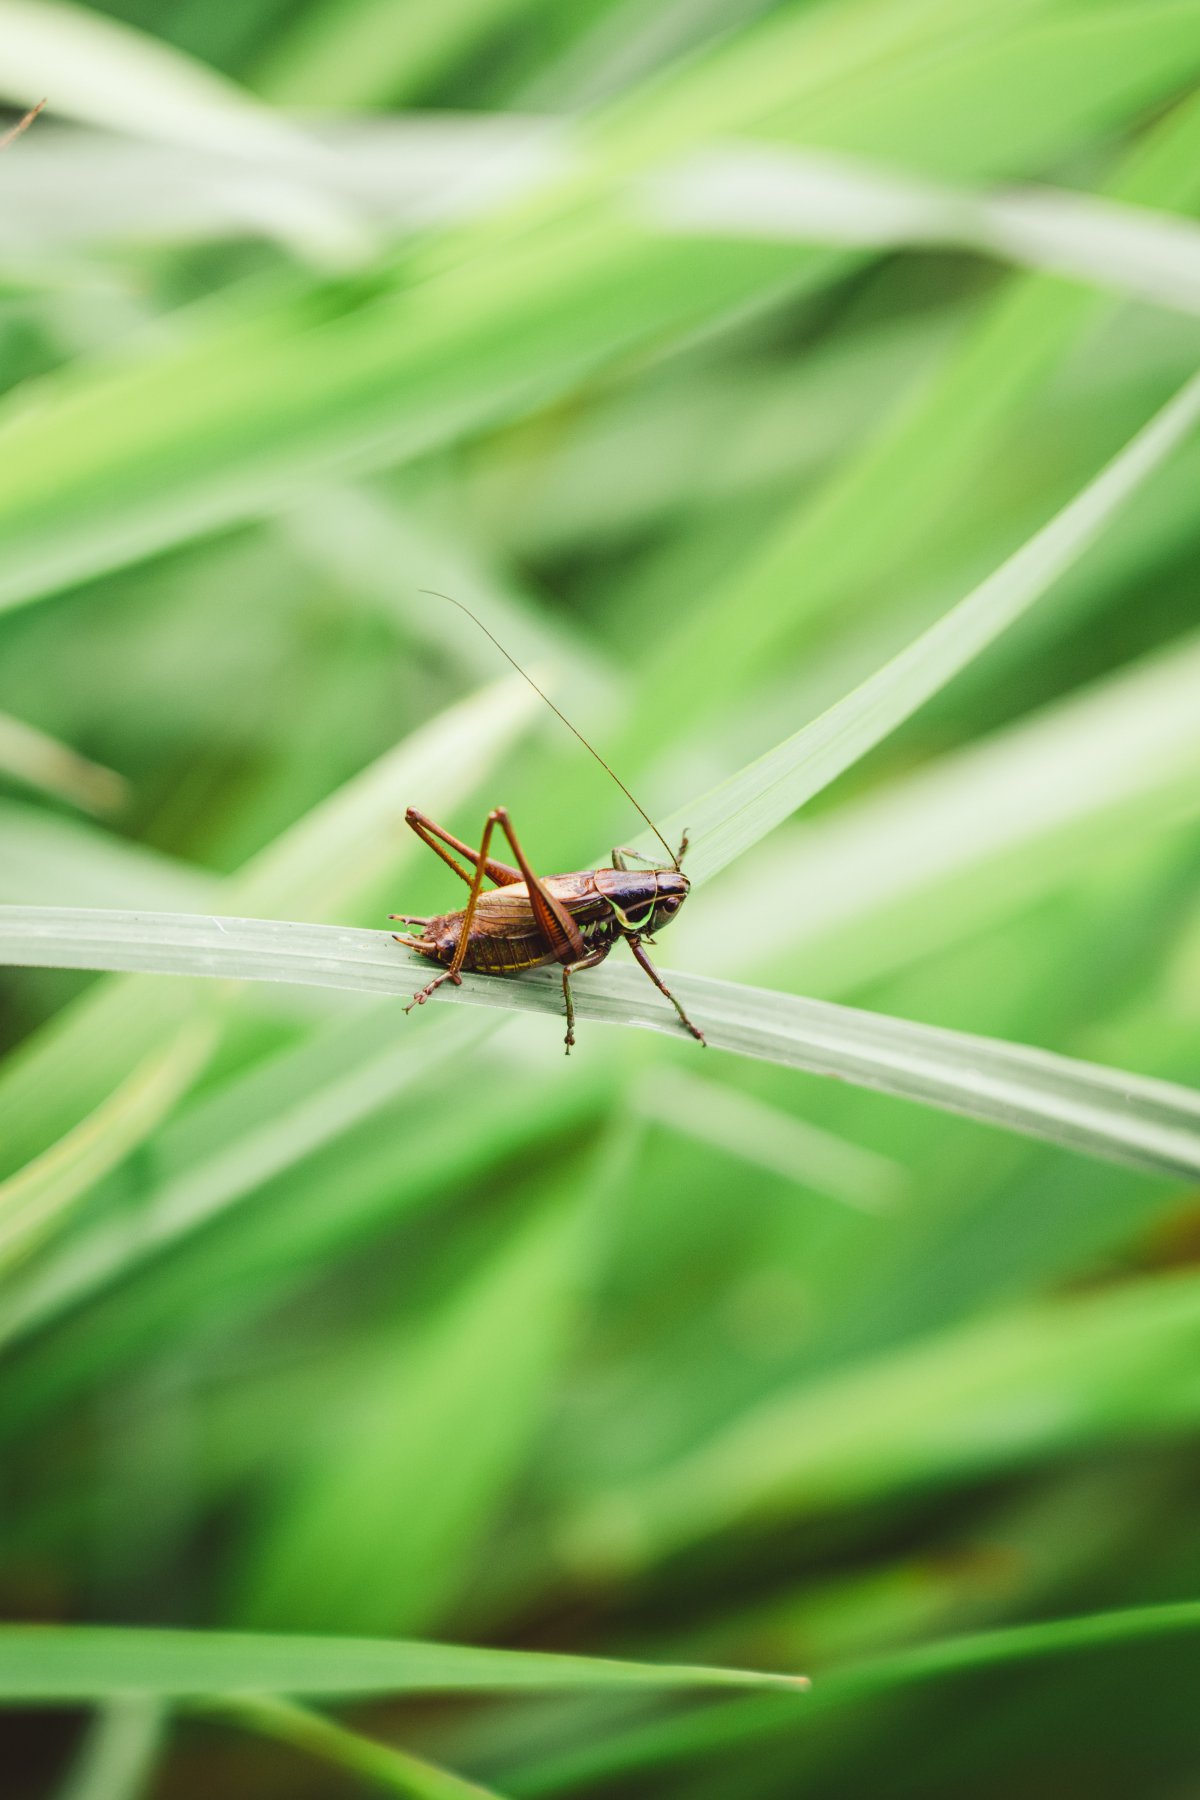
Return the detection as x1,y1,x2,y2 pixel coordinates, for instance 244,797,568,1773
415,875,615,975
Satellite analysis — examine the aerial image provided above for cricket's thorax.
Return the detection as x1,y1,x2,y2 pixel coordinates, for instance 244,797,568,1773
409,867,688,975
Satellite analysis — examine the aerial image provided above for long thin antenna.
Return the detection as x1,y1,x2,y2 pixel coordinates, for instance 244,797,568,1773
420,589,679,870
0,100,46,152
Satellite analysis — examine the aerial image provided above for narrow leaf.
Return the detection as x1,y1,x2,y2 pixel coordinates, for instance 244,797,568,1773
2,908,1198,1180
214,1691,508,1800
0,710,127,814
508,1600,1200,1796
0,1016,218,1269
0,1625,806,1703
564,1268,1200,1568
54,1699,163,1800
651,143,1200,317
0,0,367,263
636,1066,903,1212
237,1196,587,1634
646,364,1200,882
0,674,536,1186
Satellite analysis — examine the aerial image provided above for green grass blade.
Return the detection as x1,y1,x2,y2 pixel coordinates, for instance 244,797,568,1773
826,1599,1200,1696
635,1066,904,1212
0,711,127,815
0,674,536,1185
644,364,1200,882
54,1699,164,1800
209,1696,508,1800
257,0,531,107
507,1600,1200,1795
0,800,214,910
0,0,367,262
235,1194,589,1634
0,7,1188,616
640,81,1200,731
0,1625,807,1702
675,629,1200,991
652,144,1200,316
564,1268,1200,1568
0,1017,218,1270
3,907,1198,1179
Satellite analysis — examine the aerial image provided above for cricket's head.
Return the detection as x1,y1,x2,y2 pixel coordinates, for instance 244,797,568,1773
596,865,689,937
648,866,690,927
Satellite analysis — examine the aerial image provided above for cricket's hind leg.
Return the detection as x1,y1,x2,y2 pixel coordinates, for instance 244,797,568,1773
403,808,522,888
404,965,462,1012
389,921,459,1011
396,806,590,1027
396,808,515,1016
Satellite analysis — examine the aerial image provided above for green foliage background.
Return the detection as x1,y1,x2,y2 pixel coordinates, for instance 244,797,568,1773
1,1,1200,1795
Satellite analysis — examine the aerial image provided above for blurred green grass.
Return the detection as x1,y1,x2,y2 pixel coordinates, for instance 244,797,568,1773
1,1,1200,1795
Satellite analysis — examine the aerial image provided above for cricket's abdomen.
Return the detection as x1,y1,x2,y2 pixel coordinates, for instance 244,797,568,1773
404,874,616,975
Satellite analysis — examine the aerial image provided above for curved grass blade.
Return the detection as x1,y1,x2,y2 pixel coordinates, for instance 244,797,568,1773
651,143,1200,317
2,119,561,251
636,81,1200,756
507,1600,1200,1796
824,1598,1200,1697
0,1624,807,1703
672,627,1200,987
641,363,1200,882
209,1696,508,1800
2,907,1198,1181
0,0,367,263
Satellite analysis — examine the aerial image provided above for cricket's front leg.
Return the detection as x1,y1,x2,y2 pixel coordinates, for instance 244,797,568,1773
627,937,706,1045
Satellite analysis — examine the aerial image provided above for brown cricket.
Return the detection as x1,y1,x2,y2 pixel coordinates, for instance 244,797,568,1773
391,598,705,1054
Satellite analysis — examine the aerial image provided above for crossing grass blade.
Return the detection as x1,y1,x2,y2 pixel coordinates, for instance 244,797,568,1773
504,1601,1200,1796
206,1696,509,1800
53,1699,164,1800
